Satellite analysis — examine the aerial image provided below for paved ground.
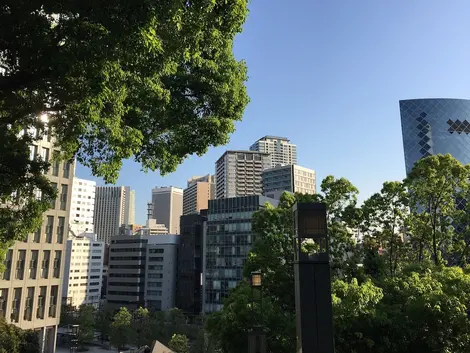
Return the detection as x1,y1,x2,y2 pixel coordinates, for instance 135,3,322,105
56,346,116,353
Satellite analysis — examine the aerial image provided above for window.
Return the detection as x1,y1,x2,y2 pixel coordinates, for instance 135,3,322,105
29,145,38,160
29,250,38,279
148,273,163,279
63,161,71,178
148,265,163,270
60,185,68,210
41,147,50,163
24,287,34,321
52,151,60,176
147,282,162,288
57,217,65,243
53,251,61,278
45,216,54,243
33,227,41,243
146,290,162,296
15,250,26,280
49,182,58,209
41,250,50,279
10,288,21,323
49,286,58,318
0,289,8,318
37,287,46,319
149,249,164,254
2,250,12,280
149,257,163,262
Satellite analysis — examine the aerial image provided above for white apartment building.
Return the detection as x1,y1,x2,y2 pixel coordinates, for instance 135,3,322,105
1,127,74,353
69,177,96,235
93,186,135,244
250,136,297,167
151,187,183,234
215,151,271,199
62,233,104,308
262,164,316,199
183,175,215,215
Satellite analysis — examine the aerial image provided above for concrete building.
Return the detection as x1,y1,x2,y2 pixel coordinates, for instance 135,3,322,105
183,175,215,215
151,187,183,234
93,186,135,244
0,127,74,353
176,211,207,315
69,177,96,235
107,234,179,311
62,233,104,308
262,164,316,198
250,136,297,167
215,151,271,199
203,195,278,313
140,219,169,235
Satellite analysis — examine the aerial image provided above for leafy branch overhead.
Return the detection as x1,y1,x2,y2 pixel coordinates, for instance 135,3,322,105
0,0,249,182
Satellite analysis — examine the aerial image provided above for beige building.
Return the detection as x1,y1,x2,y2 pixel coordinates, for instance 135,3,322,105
262,164,316,199
0,129,75,353
183,175,215,215
151,187,183,234
250,136,297,167
215,151,271,199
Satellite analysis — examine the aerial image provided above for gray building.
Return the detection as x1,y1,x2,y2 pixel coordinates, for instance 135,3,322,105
107,234,179,311
263,164,316,199
203,195,278,313
94,186,135,244
152,186,183,234
250,136,297,167
215,151,271,199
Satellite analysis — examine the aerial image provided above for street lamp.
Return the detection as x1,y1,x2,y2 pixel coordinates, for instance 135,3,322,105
70,324,79,353
248,271,266,353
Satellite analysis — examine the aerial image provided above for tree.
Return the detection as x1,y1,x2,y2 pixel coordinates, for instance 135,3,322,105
405,154,470,265
110,307,132,351
0,318,40,353
361,181,411,276
60,304,78,326
96,304,114,342
77,304,96,348
131,307,153,348
0,0,249,265
168,333,190,353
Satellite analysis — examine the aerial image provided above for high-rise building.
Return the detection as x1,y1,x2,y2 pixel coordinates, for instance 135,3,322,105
400,98,470,174
183,175,215,215
177,211,207,315
203,196,278,313
0,128,74,353
250,136,297,167
69,177,96,235
93,186,135,244
263,165,316,199
107,234,179,311
215,151,271,199
151,187,183,234
62,233,104,308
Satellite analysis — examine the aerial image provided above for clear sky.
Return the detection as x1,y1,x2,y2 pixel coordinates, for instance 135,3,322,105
76,0,470,224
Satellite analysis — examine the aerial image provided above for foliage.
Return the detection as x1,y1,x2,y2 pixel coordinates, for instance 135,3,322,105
0,0,249,270
60,304,78,326
77,304,96,347
207,160,470,353
96,304,114,342
131,307,153,349
0,317,40,353
168,333,190,353
109,307,132,350
0,0,249,182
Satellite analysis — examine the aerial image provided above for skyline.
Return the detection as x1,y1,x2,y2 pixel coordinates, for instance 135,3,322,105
75,0,470,224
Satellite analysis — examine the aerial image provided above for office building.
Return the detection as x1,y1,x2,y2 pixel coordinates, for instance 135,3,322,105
142,219,169,235
183,175,215,215
250,136,297,167
62,233,104,308
107,234,179,311
177,211,207,315
400,98,470,174
262,164,316,199
94,186,135,244
69,177,96,235
203,195,278,313
0,128,74,353
151,187,183,234
215,151,271,199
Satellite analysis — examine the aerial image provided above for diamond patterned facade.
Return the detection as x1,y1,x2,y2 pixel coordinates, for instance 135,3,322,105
400,98,470,174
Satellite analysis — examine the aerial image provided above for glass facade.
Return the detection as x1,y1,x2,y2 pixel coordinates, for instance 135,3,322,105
400,98,470,174
203,195,278,313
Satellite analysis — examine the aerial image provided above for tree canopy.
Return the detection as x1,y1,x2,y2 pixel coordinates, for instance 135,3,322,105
207,154,470,353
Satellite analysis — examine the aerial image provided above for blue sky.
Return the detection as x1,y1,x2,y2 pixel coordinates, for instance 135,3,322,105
76,0,470,224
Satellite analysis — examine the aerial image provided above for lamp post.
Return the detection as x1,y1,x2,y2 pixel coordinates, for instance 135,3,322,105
248,271,266,353
70,324,79,353
293,202,335,353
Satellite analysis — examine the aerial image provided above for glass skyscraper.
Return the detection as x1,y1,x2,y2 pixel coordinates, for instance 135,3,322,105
400,98,470,174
